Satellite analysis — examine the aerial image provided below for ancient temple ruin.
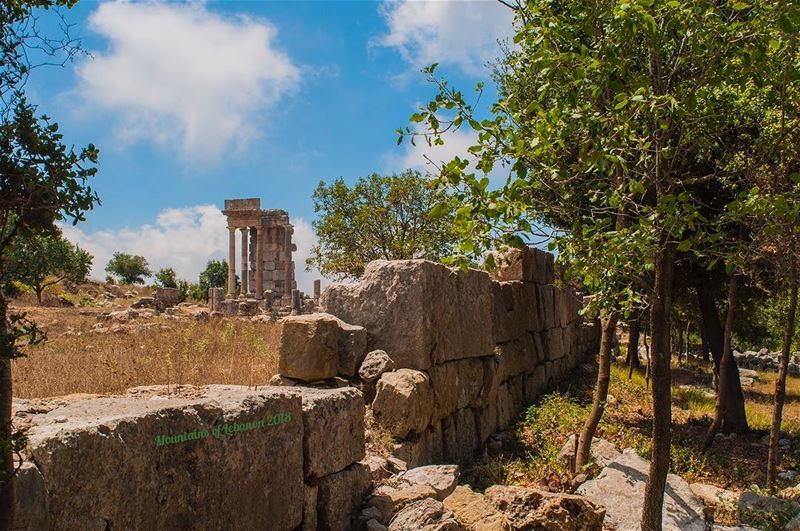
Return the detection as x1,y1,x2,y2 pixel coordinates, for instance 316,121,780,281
221,198,297,309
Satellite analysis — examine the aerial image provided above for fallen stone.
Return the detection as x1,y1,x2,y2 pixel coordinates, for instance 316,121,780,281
360,350,396,383
484,484,605,530
577,449,705,531
315,312,368,377
278,313,339,382
388,498,464,531
363,454,392,482
689,482,739,508
369,483,439,523
443,486,511,530
397,465,460,500
372,369,434,438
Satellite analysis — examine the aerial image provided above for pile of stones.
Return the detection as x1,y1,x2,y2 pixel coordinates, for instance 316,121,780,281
734,348,800,376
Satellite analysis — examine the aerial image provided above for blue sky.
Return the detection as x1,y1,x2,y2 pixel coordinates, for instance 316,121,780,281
30,0,514,291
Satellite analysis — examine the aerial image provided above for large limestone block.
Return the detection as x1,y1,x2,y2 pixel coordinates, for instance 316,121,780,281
443,408,478,465
320,260,493,370
13,461,49,530
314,312,368,377
372,369,434,438
317,462,371,531
577,449,705,530
429,358,484,421
392,421,444,468
278,313,339,381
496,384,514,431
545,328,565,362
474,405,498,445
491,281,539,344
21,385,304,530
301,387,365,479
486,247,537,282
537,285,556,331
496,335,535,382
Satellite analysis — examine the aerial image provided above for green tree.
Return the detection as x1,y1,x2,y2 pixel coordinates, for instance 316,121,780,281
7,231,92,304
401,2,795,527
307,170,458,280
191,259,229,302
0,3,99,526
154,267,178,289
105,253,151,285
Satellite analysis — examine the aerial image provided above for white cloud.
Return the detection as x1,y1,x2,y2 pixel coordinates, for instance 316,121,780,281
76,1,300,162
60,205,322,294
376,0,514,76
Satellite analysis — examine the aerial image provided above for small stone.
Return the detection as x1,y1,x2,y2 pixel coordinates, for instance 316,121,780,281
387,457,408,474
359,350,395,383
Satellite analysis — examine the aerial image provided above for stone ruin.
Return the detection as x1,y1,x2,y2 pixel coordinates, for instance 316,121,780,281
212,198,301,316
13,248,604,530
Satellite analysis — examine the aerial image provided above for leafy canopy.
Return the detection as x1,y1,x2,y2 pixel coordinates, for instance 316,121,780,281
6,230,91,302
105,253,151,285
155,267,178,289
307,170,459,280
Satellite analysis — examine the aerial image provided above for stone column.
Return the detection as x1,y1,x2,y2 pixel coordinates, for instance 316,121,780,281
313,279,321,299
227,227,236,299
291,289,301,315
254,226,263,299
240,228,249,299
284,225,293,304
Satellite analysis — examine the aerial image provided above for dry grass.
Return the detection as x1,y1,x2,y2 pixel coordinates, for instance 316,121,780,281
12,306,281,398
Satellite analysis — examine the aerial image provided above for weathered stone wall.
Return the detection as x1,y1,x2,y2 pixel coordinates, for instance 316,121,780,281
320,250,599,467
13,385,367,531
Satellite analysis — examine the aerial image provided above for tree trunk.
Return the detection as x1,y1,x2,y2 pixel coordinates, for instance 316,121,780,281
627,318,641,380
676,322,684,366
641,242,675,531
767,275,798,490
0,296,14,531
35,287,43,305
576,312,620,471
700,326,710,362
703,273,739,451
695,272,749,433
643,325,652,388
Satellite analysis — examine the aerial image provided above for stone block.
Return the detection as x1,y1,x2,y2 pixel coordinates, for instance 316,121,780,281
478,355,501,407
537,285,555,330
496,334,535,382
429,358,484,421
508,374,526,410
443,408,478,465
302,483,318,531
486,247,536,282
496,384,514,430
21,385,304,530
278,313,339,382
313,313,368,378
492,281,539,344
320,260,493,370
316,462,371,531
301,387,365,479
545,328,565,361
474,405,498,445
13,461,49,530
372,369,434,438
392,422,443,468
